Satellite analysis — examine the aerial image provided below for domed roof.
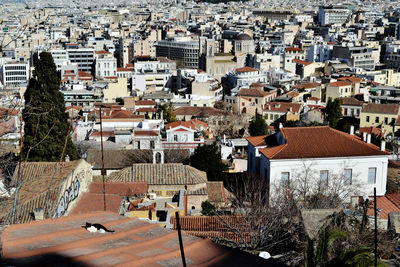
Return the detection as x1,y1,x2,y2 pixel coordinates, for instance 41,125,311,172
235,33,252,41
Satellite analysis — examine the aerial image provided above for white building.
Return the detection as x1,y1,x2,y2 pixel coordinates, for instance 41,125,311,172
94,50,117,79
67,48,95,72
0,61,30,88
247,126,390,200
318,5,350,26
50,49,69,72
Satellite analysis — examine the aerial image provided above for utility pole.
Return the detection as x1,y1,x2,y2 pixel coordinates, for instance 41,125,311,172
374,187,377,267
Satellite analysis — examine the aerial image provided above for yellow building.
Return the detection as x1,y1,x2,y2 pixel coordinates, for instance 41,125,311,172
103,77,129,103
360,103,400,134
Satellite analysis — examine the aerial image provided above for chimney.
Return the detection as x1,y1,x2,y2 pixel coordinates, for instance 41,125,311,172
363,132,367,142
381,140,386,151
350,125,354,135
367,134,371,144
279,123,283,129
65,155,70,162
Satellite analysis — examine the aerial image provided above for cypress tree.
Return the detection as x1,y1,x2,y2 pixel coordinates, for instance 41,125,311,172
22,52,77,161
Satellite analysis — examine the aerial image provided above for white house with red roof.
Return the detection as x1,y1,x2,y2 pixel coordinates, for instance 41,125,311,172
247,126,391,200
225,67,269,94
162,120,206,151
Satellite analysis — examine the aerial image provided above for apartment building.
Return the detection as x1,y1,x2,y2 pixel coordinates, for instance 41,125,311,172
0,61,30,88
318,5,350,26
67,48,95,72
155,37,200,69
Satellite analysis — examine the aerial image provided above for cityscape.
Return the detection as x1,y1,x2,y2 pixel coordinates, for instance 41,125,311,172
1,0,400,266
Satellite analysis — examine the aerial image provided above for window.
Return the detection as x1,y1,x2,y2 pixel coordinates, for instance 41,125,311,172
375,117,379,123
174,135,178,141
136,141,140,150
368,167,376,184
366,116,370,122
344,169,352,185
281,172,290,187
150,141,155,149
320,170,329,186
384,117,388,125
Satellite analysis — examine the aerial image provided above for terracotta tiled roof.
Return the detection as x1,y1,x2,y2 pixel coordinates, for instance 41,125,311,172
307,97,321,101
166,120,196,130
246,135,268,147
0,160,84,224
104,110,144,119
367,194,400,220
238,88,272,97
293,59,312,66
90,131,114,137
135,107,157,113
135,100,157,106
69,182,148,215
174,107,229,117
285,47,303,52
134,130,159,136
341,97,364,106
106,163,207,185
359,127,386,138
294,82,321,90
95,50,111,54
362,103,399,115
66,105,82,111
263,102,302,113
117,67,133,72
236,67,258,73
338,76,362,83
329,81,352,87
0,211,271,266
87,149,152,169
259,126,390,160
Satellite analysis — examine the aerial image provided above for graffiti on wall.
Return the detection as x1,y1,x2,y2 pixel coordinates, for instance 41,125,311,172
55,178,80,217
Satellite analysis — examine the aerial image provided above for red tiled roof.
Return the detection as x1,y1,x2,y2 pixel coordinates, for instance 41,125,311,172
135,100,156,106
263,102,302,113
246,135,268,147
104,110,143,119
359,127,386,138
166,120,196,130
307,97,320,101
174,107,228,117
78,71,92,78
238,88,272,97
367,194,400,220
90,131,114,137
293,59,312,66
135,107,157,113
362,103,399,115
95,50,111,54
294,83,321,90
259,126,390,160
66,105,82,111
285,47,303,52
338,76,362,83
117,67,133,72
1,211,271,266
236,67,258,73
0,108,19,117
329,81,352,87
134,130,159,136
341,97,364,106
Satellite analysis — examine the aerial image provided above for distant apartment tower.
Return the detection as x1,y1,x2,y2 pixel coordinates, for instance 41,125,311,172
67,48,95,72
318,5,350,26
0,61,30,88
155,37,200,69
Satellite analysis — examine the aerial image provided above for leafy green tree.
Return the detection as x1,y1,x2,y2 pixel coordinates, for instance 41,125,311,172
201,200,216,215
23,52,77,161
249,113,267,136
190,142,228,181
325,98,342,129
157,103,176,123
